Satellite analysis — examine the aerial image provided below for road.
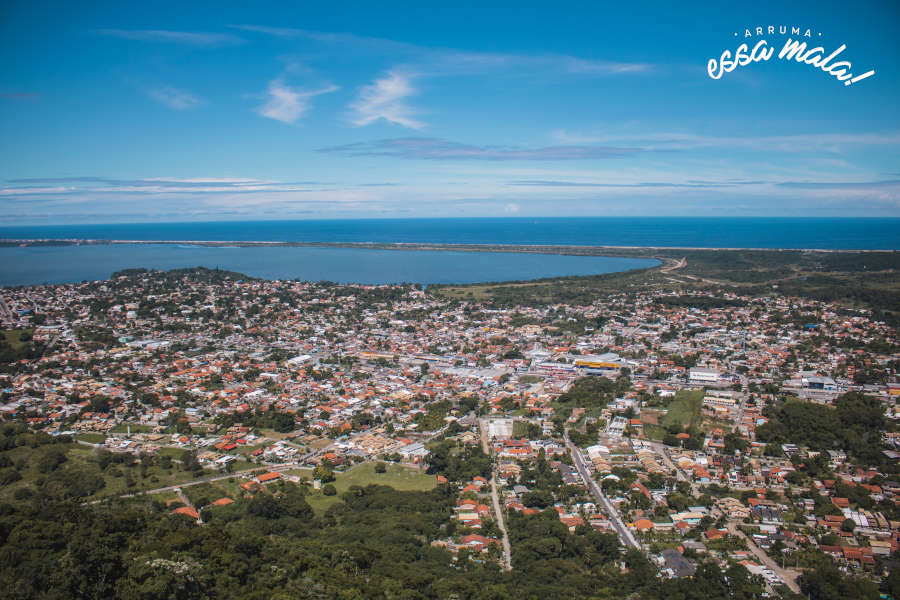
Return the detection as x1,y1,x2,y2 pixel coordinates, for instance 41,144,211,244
727,522,801,594
659,257,686,274
648,441,698,494
479,419,513,571
84,457,315,505
564,430,642,551
649,441,800,593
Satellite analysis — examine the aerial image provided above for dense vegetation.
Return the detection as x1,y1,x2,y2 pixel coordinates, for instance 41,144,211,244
0,328,43,365
555,376,624,410
656,296,746,309
110,266,256,284
430,248,900,319
755,392,890,466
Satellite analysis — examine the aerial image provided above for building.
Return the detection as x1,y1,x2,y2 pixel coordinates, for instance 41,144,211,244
689,368,721,383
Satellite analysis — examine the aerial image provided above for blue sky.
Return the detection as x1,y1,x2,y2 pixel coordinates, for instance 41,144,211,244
1,0,899,223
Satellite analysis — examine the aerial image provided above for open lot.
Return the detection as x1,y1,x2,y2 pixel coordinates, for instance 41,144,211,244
301,462,437,514
660,390,705,430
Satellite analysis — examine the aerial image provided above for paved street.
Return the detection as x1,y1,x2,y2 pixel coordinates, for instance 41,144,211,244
564,430,642,551
480,419,513,570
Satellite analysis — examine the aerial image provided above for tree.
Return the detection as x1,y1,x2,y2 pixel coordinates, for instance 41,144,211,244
374,462,387,474
313,465,334,483
800,559,880,600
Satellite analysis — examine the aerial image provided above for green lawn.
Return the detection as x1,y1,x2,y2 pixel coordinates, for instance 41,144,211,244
286,467,315,480
0,443,203,502
109,422,155,434
182,482,230,506
304,492,343,514
333,462,436,493
157,447,187,458
74,432,106,444
1,328,33,350
643,424,667,441
230,459,256,471
660,390,705,430
301,462,437,515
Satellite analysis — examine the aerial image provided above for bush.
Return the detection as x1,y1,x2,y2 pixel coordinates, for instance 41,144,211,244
322,484,337,496
0,468,22,485
374,462,387,473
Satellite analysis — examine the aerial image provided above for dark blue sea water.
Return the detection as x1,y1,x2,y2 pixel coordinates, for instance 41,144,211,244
1,217,897,249
0,245,658,287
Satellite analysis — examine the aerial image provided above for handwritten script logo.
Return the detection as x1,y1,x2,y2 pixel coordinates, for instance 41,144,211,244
707,26,874,86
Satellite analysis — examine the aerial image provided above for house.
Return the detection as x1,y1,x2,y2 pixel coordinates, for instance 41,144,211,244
172,506,199,520
661,548,696,578
633,518,655,532
256,471,281,483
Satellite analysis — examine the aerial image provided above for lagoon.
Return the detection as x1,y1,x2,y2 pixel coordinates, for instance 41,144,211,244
0,244,658,287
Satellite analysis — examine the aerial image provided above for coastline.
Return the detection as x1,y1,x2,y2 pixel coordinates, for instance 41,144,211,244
0,239,896,253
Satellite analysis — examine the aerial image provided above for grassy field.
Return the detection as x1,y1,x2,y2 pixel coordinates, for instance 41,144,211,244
642,424,667,441
109,422,155,434
157,447,186,458
182,481,231,506
74,432,106,444
660,390,705,430
301,462,437,515
333,462,436,492
1,328,33,350
0,443,203,502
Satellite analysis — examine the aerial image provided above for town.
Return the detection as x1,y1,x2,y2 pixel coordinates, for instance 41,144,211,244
1,265,898,599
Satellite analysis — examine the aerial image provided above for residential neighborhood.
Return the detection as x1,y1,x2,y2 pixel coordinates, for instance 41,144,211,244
1,267,898,598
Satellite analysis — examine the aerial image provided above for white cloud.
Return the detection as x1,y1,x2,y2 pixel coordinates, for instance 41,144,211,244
256,78,338,124
99,29,242,47
550,129,900,151
146,86,203,110
230,26,650,76
503,203,520,213
350,71,424,130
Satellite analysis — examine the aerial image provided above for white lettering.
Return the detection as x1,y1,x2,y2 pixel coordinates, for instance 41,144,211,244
845,69,875,86
706,41,773,80
710,33,874,86
779,38,808,61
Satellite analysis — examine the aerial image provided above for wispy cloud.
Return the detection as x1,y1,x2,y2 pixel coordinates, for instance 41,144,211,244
0,177,325,196
350,71,423,129
230,25,651,76
776,179,900,189
508,179,762,188
98,29,243,47
318,137,642,160
256,78,339,124
551,130,900,152
145,85,203,110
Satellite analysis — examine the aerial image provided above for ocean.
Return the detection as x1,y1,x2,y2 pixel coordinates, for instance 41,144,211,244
1,217,897,249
